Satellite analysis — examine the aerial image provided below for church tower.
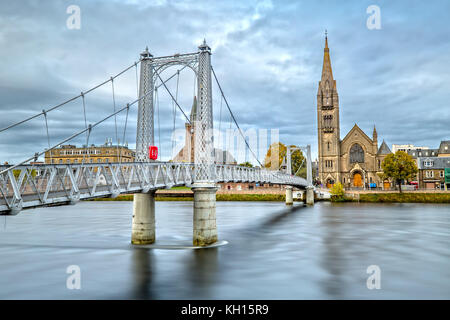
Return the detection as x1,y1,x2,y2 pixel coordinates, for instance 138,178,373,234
317,33,341,186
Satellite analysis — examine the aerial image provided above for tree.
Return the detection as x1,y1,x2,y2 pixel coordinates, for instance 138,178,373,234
330,182,345,202
264,142,286,170
381,151,418,193
239,161,253,168
263,142,305,177
13,169,37,180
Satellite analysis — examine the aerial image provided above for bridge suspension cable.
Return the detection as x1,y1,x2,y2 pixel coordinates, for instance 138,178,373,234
211,66,263,168
152,66,191,124
0,61,142,134
0,83,155,175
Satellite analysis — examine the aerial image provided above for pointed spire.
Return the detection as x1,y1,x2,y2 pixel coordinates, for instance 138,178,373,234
321,31,333,82
373,125,378,140
190,96,197,123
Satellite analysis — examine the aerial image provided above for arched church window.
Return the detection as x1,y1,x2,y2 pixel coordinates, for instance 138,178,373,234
349,144,365,163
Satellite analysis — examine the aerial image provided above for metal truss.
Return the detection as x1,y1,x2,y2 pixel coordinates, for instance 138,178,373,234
0,163,309,215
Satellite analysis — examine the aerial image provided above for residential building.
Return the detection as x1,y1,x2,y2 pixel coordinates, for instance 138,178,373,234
44,140,135,164
417,157,450,190
408,148,439,158
392,144,429,154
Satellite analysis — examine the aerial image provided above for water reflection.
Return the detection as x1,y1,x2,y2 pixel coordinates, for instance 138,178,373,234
319,210,346,298
185,248,219,298
131,248,155,300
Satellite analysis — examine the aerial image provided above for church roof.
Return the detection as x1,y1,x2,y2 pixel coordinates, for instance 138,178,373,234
377,140,392,155
341,123,374,146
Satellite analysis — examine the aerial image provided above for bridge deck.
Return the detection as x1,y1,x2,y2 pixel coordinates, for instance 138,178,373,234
0,162,309,215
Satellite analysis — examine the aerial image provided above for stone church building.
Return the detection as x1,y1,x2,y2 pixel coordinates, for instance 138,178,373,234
317,36,392,189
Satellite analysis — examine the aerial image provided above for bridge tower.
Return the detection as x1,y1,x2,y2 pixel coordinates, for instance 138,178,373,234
131,41,218,247
192,40,218,246
131,47,156,245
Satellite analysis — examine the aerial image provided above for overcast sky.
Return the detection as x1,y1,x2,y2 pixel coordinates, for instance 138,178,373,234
1,0,449,164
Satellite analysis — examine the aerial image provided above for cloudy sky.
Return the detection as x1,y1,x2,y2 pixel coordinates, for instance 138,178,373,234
0,0,449,164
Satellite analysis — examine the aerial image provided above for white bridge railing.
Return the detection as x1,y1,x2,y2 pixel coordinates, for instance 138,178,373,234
0,162,309,215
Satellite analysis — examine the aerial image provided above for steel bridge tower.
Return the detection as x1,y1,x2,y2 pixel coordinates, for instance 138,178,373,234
131,40,218,247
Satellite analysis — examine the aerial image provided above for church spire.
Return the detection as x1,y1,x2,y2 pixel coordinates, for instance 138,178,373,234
321,30,334,82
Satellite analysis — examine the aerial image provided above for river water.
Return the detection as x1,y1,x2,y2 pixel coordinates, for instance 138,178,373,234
0,201,449,299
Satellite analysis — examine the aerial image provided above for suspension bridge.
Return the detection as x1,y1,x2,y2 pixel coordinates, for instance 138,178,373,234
0,40,314,246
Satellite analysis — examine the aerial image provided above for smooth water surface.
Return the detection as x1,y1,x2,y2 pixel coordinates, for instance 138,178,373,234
0,201,449,299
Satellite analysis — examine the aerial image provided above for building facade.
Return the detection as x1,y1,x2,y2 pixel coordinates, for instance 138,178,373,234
406,140,450,159
392,144,429,154
44,140,135,164
416,157,450,190
317,36,392,189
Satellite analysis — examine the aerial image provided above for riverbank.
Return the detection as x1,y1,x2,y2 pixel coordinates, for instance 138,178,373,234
344,192,450,203
89,193,288,202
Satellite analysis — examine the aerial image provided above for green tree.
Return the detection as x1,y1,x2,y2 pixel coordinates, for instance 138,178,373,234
239,161,253,168
13,169,37,180
381,151,418,193
263,142,305,177
330,182,345,202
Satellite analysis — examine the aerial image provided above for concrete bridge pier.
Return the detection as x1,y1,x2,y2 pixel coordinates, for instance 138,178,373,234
306,186,314,205
131,192,156,245
192,185,218,246
285,186,293,205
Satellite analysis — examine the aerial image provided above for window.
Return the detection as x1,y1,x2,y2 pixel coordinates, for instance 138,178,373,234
350,144,364,163
323,115,333,127
327,142,331,151
59,159,63,164
377,159,381,169
325,160,333,168
426,171,434,178
440,171,445,178
424,160,434,167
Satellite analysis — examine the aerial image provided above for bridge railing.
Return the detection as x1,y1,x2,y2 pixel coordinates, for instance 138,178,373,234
0,162,309,215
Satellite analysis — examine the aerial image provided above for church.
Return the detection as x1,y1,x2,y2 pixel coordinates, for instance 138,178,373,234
317,35,392,189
